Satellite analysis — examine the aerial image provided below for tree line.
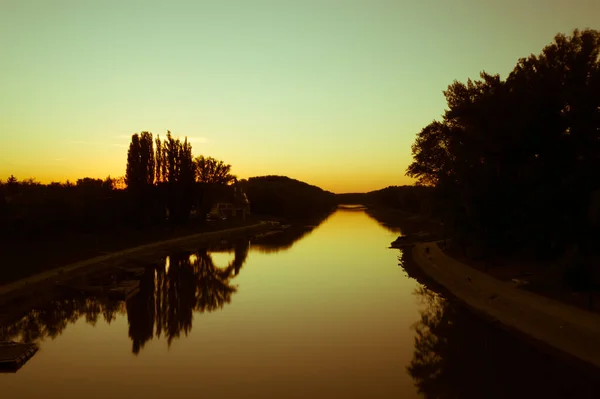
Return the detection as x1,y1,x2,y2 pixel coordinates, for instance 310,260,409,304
336,185,435,215
406,30,600,282
240,175,337,220
0,130,342,241
0,131,237,239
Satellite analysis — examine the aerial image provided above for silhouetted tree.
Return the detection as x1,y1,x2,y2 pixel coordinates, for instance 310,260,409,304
155,135,163,184
126,132,156,226
126,132,155,188
6,175,18,192
155,131,196,224
0,175,129,241
406,29,600,272
194,155,236,184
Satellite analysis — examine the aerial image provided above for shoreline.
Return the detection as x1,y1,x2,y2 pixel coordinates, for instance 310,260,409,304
408,241,600,376
0,218,262,286
0,222,270,308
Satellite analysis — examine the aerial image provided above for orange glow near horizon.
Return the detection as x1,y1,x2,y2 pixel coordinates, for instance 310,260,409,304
0,141,416,193
1,1,596,193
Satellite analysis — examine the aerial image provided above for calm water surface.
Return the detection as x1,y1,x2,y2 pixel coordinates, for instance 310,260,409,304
1,208,598,398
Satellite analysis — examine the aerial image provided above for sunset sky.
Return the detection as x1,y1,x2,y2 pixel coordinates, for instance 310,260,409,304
0,0,597,193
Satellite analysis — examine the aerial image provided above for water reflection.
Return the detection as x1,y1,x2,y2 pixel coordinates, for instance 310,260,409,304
127,240,248,353
1,238,251,355
207,238,249,276
403,255,600,398
0,298,126,343
250,214,333,254
364,207,445,238
250,225,317,254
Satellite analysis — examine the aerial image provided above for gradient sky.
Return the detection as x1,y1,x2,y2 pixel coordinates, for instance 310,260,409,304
0,0,597,192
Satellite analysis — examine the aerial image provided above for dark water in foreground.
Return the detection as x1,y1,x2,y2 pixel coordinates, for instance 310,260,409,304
1,208,598,398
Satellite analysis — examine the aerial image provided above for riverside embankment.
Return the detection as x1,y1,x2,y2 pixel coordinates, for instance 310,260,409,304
0,222,271,308
411,241,600,374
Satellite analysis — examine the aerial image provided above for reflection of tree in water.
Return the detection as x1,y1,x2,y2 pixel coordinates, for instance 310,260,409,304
250,226,314,254
230,238,249,275
0,297,125,343
250,213,332,254
407,286,600,399
204,238,249,276
127,238,249,354
0,240,249,355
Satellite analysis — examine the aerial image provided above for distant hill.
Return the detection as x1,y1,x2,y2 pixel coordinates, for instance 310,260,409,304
240,176,434,220
240,175,337,220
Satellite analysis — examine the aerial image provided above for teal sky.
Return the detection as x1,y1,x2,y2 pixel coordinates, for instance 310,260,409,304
0,0,597,192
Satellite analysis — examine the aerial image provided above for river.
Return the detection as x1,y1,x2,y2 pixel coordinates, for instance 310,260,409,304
1,207,598,398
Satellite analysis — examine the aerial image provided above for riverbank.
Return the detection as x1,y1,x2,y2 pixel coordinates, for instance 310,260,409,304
372,205,600,314
0,221,271,309
0,218,265,286
409,241,600,374
443,245,600,315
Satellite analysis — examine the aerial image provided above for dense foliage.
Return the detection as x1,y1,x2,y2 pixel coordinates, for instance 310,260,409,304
0,176,127,239
0,131,236,240
1,137,341,240
406,29,600,266
194,156,236,185
240,175,337,220
126,131,195,225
